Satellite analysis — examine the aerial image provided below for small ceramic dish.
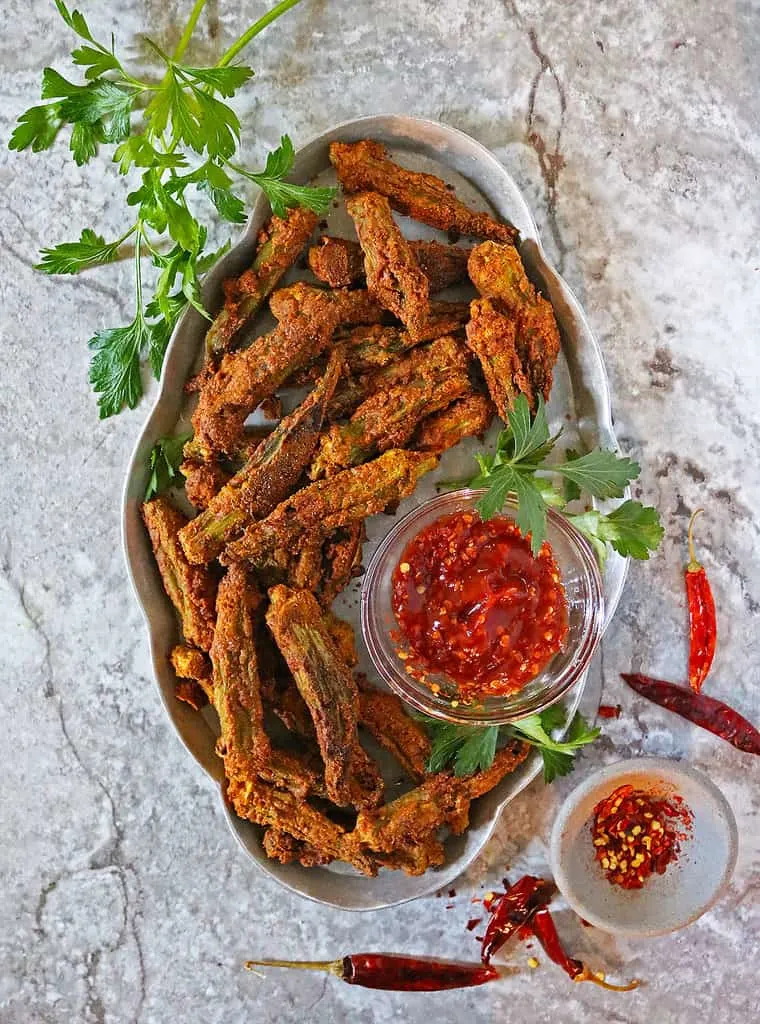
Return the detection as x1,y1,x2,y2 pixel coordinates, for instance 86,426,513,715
361,489,604,726
549,757,738,937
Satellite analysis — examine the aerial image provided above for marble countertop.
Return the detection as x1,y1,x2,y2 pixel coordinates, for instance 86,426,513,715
1,1,759,1021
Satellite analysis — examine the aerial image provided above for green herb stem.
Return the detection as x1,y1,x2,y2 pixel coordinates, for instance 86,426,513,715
217,0,305,67
173,0,210,61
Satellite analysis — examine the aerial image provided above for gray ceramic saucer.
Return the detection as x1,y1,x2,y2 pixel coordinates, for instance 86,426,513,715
549,757,738,936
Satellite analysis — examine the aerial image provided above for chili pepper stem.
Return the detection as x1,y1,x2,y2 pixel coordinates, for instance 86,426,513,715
573,965,640,992
245,958,344,978
686,508,704,571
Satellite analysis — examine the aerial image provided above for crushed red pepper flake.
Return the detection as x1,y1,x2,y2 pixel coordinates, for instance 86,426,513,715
591,783,693,889
597,703,622,719
466,918,483,931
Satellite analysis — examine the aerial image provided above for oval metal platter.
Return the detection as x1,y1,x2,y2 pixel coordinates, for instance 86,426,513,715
122,115,628,911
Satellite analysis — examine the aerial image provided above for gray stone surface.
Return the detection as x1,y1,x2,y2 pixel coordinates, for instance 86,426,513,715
1,1,759,1021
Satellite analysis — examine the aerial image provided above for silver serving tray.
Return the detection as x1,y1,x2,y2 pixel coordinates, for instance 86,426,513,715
122,115,627,911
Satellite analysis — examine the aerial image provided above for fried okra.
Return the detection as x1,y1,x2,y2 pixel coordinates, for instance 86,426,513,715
141,497,217,651
330,139,517,243
266,585,383,810
309,235,470,292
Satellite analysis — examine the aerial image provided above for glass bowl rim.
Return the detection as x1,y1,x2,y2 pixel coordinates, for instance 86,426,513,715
360,488,605,726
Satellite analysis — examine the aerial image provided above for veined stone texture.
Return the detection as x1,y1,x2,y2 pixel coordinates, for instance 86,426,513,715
1,2,758,1022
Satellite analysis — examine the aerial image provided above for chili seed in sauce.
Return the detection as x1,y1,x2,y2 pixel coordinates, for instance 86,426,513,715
390,510,569,699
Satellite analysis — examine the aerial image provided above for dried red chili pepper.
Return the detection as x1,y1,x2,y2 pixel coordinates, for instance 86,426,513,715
480,875,555,964
622,673,760,755
245,953,499,991
685,509,717,692
529,908,639,991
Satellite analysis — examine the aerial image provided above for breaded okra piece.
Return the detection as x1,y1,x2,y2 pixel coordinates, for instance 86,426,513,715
189,285,382,459
356,679,431,784
330,139,518,243
413,300,470,341
317,524,365,607
181,428,276,511
468,241,561,403
179,351,343,565
267,281,383,329
266,585,383,810
352,741,530,864
222,450,438,565
205,208,318,364
326,321,469,421
311,334,471,478
309,235,471,292
211,565,323,801
141,497,217,651
227,773,379,876
340,324,415,373
312,371,470,478
346,191,430,338
286,301,470,396
465,298,534,419
413,392,496,454
171,643,213,707
262,827,333,868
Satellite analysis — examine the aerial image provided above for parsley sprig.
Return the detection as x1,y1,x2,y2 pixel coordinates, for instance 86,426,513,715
144,433,192,501
470,394,664,565
421,704,601,784
8,0,334,418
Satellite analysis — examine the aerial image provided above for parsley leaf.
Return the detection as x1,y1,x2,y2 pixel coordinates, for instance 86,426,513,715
421,705,600,784
567,501,665,569
88,315,151,418
177,64,254,96
198,177,246,222
145,433,191,501
475,463,520,522
72,44,121,80
145,291,188,378
54,1,96,42
511,471,549,555
508,710,600,783
260,133,295,177
469,393,661,565
553,449,640,499
193,90,240,160
510,394,551,462
538,747,579,783
36,228,125,274
424,722,501,777
562,448,582,502
70,120,104,164
10,1,349,421
254,176,336,218
453,726,499,776
56,79,135,143
40,67,82,100
241,135,336,217
538,702,567,733
9,104,63,152
114,136,185,175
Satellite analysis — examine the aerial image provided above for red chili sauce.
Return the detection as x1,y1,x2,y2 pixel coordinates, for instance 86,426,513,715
391,510,568,699
591,784,693,889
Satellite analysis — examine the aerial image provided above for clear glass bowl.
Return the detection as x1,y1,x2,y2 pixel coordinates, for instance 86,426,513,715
361,489,605,726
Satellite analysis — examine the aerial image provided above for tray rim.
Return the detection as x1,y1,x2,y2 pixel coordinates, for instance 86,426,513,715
121,113,627,910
